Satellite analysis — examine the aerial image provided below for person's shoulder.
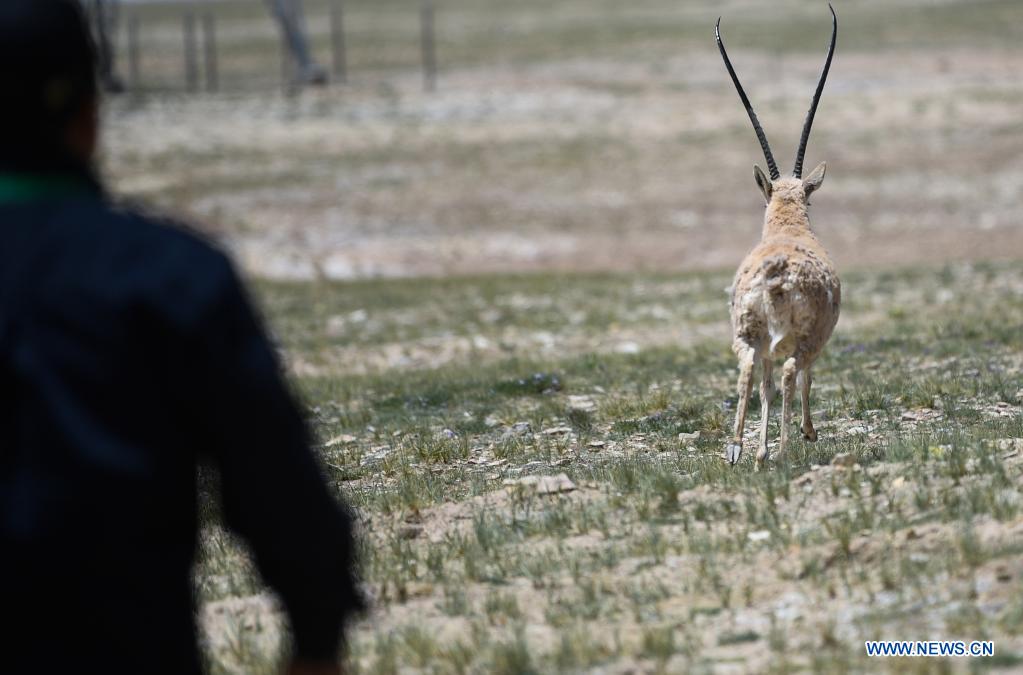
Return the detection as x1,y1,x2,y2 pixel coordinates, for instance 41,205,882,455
79,197,227,266
57,197,243,324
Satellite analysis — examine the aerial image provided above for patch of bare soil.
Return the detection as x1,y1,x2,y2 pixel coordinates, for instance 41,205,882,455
104,47,1023,280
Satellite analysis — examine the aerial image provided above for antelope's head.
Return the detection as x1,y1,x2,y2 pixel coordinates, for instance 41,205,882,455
716,4,837,210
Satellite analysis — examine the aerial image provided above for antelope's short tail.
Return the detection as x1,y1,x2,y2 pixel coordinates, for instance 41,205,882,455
760,254,792,354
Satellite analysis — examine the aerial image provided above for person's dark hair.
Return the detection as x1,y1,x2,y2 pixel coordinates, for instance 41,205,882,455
0,0,98,174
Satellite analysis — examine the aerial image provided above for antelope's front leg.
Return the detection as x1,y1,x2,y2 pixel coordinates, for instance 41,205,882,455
800,368,817,441
726,347,755,465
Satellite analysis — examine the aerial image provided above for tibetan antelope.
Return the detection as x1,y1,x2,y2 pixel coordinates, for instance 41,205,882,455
717,5,841,470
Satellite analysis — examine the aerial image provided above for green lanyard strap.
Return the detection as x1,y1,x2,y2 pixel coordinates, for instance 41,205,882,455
0,173,93,205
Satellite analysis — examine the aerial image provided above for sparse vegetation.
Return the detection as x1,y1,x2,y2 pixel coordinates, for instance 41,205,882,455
195,262,1023,672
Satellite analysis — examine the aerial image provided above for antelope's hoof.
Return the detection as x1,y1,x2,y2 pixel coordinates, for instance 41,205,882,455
724,442,743,465
802,427,818,442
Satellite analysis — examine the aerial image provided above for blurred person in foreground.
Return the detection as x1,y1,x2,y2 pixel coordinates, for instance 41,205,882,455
0,2,361,674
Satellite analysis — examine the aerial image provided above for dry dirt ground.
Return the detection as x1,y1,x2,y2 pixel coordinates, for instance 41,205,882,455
104,0,1023,280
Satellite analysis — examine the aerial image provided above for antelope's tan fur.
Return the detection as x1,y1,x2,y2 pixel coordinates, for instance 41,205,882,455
727,167,840,469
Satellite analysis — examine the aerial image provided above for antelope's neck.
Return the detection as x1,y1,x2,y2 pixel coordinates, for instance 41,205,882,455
762,199,813,240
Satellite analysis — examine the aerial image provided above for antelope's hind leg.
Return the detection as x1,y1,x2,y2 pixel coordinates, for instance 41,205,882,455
777,357,798,463
800,368,818,441
755,358,774,470
726,345,755,465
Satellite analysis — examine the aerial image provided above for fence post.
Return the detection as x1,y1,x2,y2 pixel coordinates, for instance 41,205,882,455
183,12,199,92
330,0,348,84
203,12,218,92
420,0,437,92
128,14,141,93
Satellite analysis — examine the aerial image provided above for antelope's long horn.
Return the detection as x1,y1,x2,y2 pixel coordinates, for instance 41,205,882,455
793,4,838,179
716,17,780,181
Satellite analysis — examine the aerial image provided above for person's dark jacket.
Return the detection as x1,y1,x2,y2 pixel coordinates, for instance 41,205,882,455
0,178,360,674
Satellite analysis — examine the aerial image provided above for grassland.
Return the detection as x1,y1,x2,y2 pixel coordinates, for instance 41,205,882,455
197,262,1023,673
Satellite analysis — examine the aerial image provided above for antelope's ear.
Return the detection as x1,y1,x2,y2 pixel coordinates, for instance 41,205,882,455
803,162,827,197
753,165,772,202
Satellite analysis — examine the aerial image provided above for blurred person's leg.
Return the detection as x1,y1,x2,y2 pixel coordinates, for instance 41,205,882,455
82,0,124,92
266,0,327,85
